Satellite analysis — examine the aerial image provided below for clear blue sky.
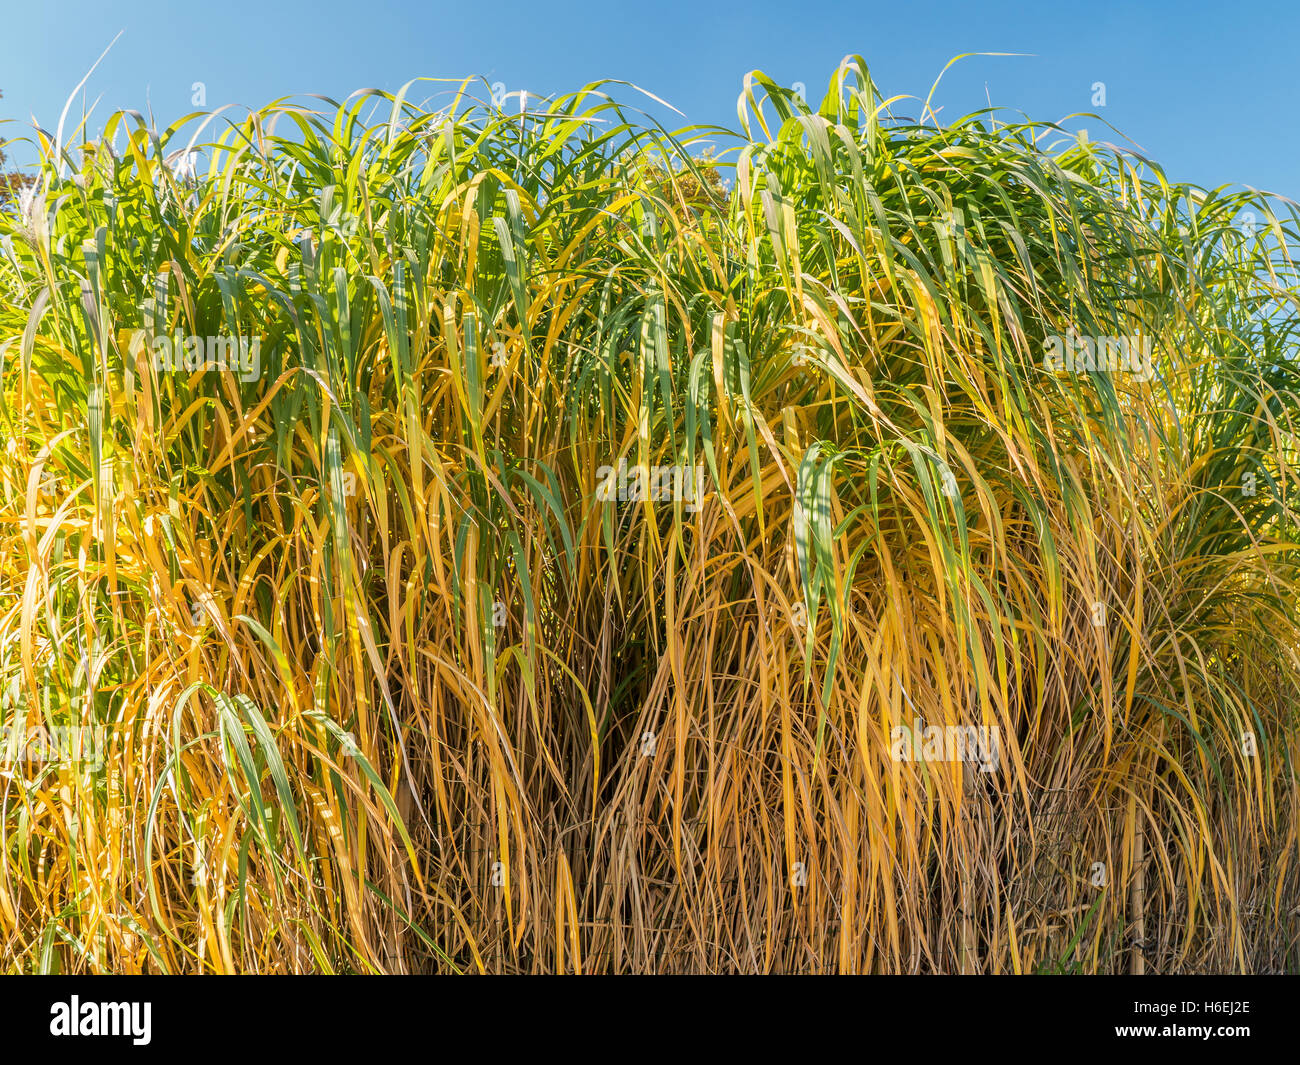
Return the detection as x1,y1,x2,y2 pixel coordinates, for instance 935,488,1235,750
2,0,1296,200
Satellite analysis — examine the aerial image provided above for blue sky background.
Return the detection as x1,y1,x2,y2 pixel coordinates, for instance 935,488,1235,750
2,0,1296,199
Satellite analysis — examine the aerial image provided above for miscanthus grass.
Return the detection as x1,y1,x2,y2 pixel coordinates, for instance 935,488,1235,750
1,59,1298,973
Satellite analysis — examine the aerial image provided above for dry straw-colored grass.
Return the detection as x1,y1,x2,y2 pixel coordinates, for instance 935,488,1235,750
1,58,1298,972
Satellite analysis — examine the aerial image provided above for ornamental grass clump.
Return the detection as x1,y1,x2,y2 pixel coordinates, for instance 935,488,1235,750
0,58,1297,973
